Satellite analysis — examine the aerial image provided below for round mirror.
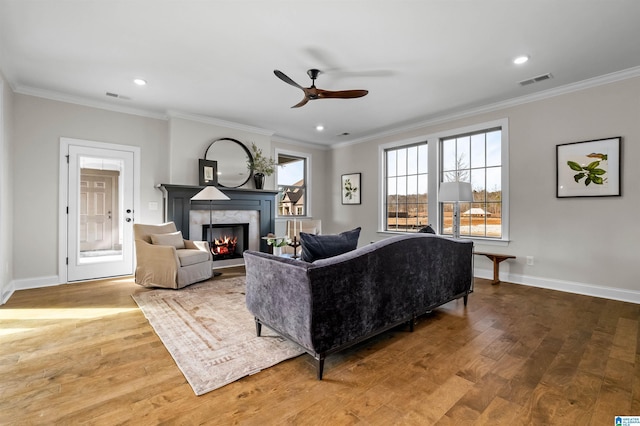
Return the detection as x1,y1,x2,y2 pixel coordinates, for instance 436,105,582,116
204,138,253,188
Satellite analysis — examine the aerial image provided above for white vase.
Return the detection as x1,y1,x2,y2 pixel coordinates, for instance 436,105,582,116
273,246,282,257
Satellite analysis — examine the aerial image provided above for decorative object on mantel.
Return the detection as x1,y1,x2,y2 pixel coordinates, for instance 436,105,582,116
556,136,621,198
247,142,277,190
341,173,361,205
204,138,253,188
191,186,230,276
198,159,218,186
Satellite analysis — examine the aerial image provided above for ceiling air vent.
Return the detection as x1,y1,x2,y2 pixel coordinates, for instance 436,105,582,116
105,92,131,100
519,73,553,86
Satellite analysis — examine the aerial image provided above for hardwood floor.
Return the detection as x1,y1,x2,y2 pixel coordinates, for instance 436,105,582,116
1,267,639,425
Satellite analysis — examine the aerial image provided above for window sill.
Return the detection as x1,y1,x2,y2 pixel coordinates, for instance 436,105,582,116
376,231,510,247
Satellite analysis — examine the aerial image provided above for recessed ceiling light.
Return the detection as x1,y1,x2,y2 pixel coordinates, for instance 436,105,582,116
133,78,147,86
513,55,529,65
316,125,324,132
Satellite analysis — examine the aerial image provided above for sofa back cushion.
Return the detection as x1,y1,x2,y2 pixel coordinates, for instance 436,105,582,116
300,227,361,262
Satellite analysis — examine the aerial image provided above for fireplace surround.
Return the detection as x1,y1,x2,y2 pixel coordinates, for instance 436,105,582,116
158,184,278,253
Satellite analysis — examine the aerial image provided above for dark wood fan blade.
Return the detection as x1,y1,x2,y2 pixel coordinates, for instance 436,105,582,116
291,96,310,108
316,89,368,99
274,70,303,89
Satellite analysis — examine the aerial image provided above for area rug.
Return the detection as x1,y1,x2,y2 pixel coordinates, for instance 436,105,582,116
132,276,304,395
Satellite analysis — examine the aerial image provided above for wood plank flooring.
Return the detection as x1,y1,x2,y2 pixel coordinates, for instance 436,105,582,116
1,267,639,425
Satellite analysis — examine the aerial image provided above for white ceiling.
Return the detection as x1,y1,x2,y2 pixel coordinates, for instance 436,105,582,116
1,0,640,147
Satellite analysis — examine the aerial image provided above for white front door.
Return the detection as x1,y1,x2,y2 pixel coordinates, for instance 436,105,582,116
64,141,137,282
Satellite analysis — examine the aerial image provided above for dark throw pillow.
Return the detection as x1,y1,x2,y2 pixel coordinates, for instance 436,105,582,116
299,227,361,262
418,225,436,234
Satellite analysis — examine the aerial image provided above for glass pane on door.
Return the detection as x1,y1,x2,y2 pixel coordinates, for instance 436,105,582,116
77,156,124,264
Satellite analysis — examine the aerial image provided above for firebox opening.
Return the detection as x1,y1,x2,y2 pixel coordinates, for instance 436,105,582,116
202,223,250,261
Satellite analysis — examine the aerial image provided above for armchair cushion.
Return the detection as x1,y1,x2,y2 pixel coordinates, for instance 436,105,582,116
150,231,185,249
177,249,211,267
300,227,361,262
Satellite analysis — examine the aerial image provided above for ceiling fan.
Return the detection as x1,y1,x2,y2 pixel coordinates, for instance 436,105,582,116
274,69,368,108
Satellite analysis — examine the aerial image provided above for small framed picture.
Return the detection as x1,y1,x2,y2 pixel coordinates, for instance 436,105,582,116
556,137,621,198
341,173,361,205
199,159,218,186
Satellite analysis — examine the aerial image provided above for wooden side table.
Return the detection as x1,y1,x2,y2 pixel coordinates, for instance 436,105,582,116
474,252,516,285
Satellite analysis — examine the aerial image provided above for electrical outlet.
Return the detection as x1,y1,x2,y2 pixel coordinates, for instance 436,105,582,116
526,256,534,266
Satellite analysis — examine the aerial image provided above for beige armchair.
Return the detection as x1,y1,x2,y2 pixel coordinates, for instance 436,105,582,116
133,222,213,289
282,219,322,256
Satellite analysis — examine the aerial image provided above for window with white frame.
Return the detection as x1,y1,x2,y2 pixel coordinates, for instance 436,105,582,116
277,152,307,217
440,127,503,238
384,142,429,232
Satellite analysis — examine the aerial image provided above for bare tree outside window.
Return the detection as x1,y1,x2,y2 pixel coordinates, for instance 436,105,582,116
384,142,428,232
440,129,502,238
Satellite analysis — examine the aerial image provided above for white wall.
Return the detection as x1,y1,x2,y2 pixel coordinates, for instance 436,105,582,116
4,75,640,304
0,73,14,303
330,76,640,300
167,116,273,187
12,94,169,282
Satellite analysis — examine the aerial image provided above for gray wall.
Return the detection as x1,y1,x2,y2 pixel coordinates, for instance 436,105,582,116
329,76,640,297
1,73,14,302
4,75,640,303
11,94,169,281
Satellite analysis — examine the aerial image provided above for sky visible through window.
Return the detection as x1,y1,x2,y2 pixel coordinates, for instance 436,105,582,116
277,160,304,185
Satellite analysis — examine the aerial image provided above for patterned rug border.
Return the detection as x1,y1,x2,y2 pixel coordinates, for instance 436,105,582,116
132,276,304,395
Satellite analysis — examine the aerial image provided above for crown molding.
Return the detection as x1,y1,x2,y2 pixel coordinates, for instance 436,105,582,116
330,66,640,149
13,85,169,120
166,110,274,137
270,135,330,151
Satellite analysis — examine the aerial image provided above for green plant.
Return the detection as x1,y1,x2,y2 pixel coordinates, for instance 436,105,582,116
247,142,276,176
567,153,607,186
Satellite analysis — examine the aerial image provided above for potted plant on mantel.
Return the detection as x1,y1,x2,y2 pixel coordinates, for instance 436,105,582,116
247,142,276,190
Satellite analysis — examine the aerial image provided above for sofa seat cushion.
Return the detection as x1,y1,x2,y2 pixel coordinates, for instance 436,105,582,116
300,227,361,262
150,231,185,249
177,249,210,267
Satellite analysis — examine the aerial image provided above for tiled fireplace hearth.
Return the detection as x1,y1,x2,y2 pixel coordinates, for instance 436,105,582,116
158,184,279,254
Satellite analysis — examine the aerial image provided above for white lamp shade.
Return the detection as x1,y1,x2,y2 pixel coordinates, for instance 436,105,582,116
438,182,473,202
190,186,230,201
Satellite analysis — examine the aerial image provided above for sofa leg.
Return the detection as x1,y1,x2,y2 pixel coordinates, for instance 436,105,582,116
316,355,325,380
463,295,468,306
409,317,415,332
255,317,262,337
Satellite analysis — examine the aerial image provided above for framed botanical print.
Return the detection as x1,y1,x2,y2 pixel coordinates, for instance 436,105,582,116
199,159,218,186
341,173,361,205
556,137,621,198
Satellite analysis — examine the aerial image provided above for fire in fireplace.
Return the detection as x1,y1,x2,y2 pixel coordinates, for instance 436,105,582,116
202,223,249,261
213,235,237,257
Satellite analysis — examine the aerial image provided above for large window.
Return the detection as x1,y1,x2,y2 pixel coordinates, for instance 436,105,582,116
380,119,508,241
384,142,429,232
440,127,503,238
277,153,307,216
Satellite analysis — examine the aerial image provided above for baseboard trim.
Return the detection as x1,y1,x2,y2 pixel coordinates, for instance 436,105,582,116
11,275,63,292
474,267,640,304
1,282,15,305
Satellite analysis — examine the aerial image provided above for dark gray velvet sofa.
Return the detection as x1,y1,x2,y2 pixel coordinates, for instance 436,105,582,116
244,233,474,379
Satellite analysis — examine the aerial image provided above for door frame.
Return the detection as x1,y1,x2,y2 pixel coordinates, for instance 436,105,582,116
59,137,140,283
